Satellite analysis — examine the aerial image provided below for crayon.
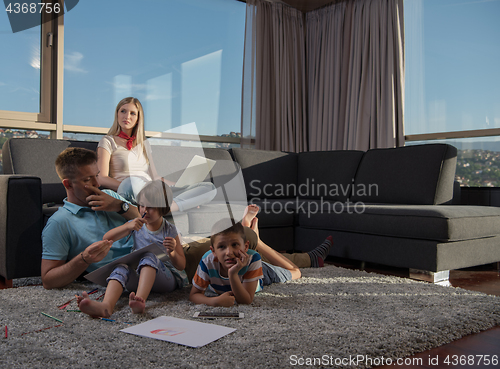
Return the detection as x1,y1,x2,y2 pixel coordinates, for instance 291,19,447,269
58,288,99,309
100,317,133,325
21,324,63,336
41,312,64,324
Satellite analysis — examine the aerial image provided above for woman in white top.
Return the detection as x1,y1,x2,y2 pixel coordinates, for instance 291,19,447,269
97,97,216,212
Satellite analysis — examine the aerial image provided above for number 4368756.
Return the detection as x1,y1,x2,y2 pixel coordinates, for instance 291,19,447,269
5,2,61,14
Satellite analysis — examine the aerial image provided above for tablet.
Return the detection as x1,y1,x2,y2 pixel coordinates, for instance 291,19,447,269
193,312,244,319
84,243,168,286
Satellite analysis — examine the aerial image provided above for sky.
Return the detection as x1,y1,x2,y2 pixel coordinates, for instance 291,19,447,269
405,0,500,136
1,0,499,139
1,0,246,136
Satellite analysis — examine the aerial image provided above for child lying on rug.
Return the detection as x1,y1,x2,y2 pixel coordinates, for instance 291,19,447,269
189,217,332,307
77,180,187,317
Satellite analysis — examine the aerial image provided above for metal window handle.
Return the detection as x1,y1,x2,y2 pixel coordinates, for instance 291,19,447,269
47,32,53,47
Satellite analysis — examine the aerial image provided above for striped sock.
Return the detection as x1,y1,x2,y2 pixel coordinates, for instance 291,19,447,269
308,236,333,268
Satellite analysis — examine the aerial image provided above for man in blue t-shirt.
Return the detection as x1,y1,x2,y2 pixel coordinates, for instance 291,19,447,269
41,147,140,289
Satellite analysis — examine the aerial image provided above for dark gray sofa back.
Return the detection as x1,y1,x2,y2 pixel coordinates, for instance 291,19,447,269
2,138,238,204
351,144,457,205
230,148,298,200
3,138,458,206
297,151,365,202
2,138,98,204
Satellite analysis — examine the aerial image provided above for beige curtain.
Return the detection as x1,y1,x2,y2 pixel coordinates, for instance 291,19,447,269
307,0,405,150
241,0,307,152
241,0,405,152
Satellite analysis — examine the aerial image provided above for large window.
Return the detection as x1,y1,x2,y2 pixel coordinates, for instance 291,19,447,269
0,11,41,114
405,0,500,186
63,0,246,137
405,0,500,135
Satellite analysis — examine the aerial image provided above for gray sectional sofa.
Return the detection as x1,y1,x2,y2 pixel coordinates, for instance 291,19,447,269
2,138,500,284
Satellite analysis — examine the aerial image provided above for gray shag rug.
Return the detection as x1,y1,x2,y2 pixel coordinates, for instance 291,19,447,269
1,265,499,369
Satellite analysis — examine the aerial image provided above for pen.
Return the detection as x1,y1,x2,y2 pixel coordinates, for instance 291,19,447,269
41,312,64,324
4,325,7,339
125,212,146,243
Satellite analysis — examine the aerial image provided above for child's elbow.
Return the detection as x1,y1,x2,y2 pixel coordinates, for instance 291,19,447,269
236,296,254,305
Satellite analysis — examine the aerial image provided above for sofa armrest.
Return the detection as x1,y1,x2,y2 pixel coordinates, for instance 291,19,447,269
0,175,43,280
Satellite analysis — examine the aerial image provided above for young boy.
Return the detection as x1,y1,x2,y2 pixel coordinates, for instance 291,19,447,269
189,220,264,307
78,180,187,317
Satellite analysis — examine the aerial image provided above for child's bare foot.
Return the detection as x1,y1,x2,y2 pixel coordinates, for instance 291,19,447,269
129,292,146,314
250,217,259,238
242,204,260,227
77,291,111,318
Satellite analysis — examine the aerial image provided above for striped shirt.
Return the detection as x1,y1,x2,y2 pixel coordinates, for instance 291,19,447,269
192,249,264,295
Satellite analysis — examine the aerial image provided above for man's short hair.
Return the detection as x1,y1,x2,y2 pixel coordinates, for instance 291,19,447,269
136,180,173,217
55,147,97,180
210,218,246,246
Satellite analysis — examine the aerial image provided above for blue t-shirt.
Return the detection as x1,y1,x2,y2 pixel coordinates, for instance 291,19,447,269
42,190,134,272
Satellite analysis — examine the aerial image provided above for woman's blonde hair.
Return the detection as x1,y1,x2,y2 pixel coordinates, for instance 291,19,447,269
108,96,148,160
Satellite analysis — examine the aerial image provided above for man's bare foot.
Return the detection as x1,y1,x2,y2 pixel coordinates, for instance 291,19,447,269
77,291,111,318
242,204,260,227
129,292,146,314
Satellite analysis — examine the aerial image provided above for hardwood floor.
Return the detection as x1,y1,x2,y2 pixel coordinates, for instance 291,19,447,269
325,258,500,369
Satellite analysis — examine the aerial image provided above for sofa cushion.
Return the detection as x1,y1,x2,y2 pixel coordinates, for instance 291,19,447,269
351,144,457,205
2,138,98,204
249,198,296,228
150,145,236,184
230,148,298,200
184,202,247,235
298,202,500,242
297,150,364,202
0,175,43,279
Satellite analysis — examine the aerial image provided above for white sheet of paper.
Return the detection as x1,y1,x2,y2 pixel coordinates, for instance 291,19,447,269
120,316,236,347
174,155,216,188
84,243,168,287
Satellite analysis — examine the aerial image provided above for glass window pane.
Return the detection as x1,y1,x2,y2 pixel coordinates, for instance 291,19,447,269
0,11,41,113
405,0,500,135
63,0,246,137
407,138,500,187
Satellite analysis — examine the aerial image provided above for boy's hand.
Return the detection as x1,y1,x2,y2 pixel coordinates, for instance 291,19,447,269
127,218,146,232
228,249,250,277
163,237,176,253
216,291,235,307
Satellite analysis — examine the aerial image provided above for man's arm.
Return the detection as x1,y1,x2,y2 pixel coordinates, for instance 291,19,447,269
41,239,112,289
